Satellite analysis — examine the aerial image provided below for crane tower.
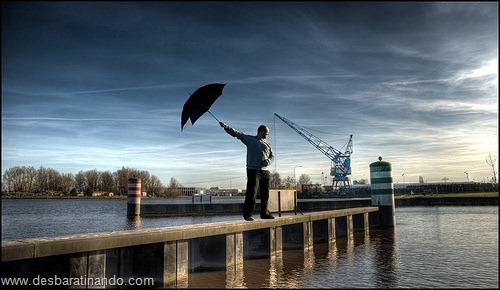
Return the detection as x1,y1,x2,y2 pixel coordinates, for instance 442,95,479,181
274,113,353,194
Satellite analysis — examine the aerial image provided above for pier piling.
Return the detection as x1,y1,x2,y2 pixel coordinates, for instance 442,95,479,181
370,157,396,227
127,176,141,216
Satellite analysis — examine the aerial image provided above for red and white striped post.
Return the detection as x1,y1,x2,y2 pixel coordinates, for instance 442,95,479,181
127,176,141,216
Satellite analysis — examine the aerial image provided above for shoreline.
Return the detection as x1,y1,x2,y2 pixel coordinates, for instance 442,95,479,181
2,193,497,208
1,192,498,199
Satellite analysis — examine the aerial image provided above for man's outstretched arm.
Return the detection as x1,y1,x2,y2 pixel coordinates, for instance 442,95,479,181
219,121,239,138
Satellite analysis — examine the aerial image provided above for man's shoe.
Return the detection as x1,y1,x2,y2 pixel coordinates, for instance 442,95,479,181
244,216,254,221
261,214,275,219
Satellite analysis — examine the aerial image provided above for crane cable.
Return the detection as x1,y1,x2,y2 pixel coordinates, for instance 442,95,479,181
275,114,349,152
274,114,277,172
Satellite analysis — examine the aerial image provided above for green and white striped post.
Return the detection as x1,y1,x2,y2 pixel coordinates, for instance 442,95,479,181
370,157,396,227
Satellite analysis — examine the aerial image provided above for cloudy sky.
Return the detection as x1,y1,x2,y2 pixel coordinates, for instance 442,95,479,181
2,2,498,189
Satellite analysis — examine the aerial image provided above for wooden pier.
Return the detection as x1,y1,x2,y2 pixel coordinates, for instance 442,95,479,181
1,207,380,288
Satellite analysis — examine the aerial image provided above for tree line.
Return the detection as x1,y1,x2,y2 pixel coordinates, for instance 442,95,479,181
1,166,183,197
269,171,313,189
1,165,318,197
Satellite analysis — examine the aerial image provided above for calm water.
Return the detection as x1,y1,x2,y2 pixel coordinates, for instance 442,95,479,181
1,198,498,288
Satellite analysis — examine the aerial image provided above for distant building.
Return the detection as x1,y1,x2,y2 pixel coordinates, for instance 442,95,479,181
208,187,243,196
419,176,425,183
177,187,205,196
91,191,114,197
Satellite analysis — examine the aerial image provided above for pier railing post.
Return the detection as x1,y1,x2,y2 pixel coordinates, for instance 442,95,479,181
347,215,354,240
69,252,87,289
328,217,336,244
69,250,106,289
163,240,188,288
303,221,313,250
270,226,283,261
363,212,370,233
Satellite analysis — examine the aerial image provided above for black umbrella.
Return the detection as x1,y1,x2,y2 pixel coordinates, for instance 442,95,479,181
181,83,226,131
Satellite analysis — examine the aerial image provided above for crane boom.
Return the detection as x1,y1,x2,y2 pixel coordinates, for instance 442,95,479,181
274,113,353,193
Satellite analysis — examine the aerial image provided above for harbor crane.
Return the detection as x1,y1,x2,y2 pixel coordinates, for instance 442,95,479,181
274,113,353,194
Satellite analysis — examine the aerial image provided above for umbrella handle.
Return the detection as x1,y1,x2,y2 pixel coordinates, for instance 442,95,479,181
207,110,220,123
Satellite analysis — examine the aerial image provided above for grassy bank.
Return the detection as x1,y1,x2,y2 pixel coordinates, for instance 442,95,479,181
1,194,128,199
395,192,498,199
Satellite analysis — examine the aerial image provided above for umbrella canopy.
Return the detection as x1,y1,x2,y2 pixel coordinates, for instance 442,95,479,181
181,83,226,131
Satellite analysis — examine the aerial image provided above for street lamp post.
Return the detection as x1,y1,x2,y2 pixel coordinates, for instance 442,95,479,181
294,166,302,191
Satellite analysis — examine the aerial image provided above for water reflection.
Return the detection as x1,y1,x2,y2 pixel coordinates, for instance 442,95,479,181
272,250,308,287
268,251,283,288
188,228,390,288
126,215,142,230
326,241,338,269
373,227,400,288
225,259,245,288
302,248,315,279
